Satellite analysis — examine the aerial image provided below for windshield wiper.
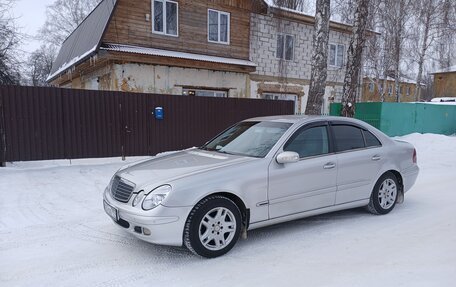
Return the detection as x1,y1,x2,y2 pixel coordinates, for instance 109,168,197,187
216,150,234,155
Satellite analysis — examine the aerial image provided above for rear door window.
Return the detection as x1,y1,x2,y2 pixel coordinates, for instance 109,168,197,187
363,130,382,147
332,125,365,152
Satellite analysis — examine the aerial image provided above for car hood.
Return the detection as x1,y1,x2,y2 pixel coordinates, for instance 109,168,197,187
116,149,255,188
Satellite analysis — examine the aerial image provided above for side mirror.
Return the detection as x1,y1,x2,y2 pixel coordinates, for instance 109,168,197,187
276,151,300,164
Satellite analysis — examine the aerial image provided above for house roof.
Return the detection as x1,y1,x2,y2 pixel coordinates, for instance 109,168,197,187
262,0,380,35
101,43,257,67
47,0,117,82
363,76,425,86
431,65,456,74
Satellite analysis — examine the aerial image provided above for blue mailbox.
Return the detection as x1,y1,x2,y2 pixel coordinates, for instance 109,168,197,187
154,107,164,120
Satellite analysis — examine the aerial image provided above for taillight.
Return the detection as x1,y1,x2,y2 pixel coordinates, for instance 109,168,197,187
413,148,417,164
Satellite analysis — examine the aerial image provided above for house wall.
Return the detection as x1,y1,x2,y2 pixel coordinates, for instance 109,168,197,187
71,63,249,98
434,72,456,98
249,13,350,114
362,79,419,103
103,0,252,61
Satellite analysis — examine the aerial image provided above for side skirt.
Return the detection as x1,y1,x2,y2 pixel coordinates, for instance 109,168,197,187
248,199,370,230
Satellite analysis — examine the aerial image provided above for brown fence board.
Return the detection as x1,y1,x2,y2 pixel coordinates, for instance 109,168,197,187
0,86,294,163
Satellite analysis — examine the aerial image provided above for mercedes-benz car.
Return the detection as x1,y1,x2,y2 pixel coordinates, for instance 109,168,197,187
103,116,419,258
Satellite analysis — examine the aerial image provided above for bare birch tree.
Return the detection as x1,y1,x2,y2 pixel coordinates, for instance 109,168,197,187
0,0,21,84
273,0,308,11
341,0,370,117
39,0,101,47
332,0,357,24
437,0,456,69
25,0,101,85
305,0,331,115
412,0,441,101
392,0,409,102
27,45,56,86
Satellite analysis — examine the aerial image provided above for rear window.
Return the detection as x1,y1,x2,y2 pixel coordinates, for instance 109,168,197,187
332,125,365,152
363,130,382,147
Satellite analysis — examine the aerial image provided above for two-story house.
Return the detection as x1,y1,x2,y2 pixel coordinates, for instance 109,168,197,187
48,0,359,114
48,0,257,98
250,2,355,113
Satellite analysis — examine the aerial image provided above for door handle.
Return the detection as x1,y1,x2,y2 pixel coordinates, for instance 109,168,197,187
323,162,336,169
372,155,381,161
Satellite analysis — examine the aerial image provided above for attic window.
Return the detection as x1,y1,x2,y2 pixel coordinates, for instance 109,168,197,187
153,0,178,36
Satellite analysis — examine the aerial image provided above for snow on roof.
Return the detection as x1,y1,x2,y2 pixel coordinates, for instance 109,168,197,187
263,0,357,29
364,75,425,85
100,43,257,67
46,45,98,82
432,65,456,74
47,0,117,82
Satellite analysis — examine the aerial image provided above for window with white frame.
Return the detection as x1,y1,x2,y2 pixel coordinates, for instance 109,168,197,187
406,86,411,96
276,34,294,61
208,9,230,44
388,84,393,95
183,88,228,98
153,0,178,36
329,43,344,67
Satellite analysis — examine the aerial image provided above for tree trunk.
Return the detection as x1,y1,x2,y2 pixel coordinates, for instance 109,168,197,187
438,0,451,69
341,0,370,117
415,1,432,102
394,0,406,103
305,0,331,115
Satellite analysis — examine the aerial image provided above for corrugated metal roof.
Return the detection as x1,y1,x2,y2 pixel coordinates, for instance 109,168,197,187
101,43,257,67
47,0,117,82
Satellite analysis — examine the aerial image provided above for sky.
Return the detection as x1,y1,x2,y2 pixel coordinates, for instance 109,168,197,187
12,0,55,54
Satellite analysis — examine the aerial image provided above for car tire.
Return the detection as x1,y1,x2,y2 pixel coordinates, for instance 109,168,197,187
184,195,241,258
367,172,399,215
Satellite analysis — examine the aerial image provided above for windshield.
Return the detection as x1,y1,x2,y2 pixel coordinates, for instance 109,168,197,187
201,121,292,158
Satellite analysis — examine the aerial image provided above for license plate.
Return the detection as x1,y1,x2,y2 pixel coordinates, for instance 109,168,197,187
104,200,118,221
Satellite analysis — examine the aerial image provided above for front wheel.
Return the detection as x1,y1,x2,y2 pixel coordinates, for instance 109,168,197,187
367,172,399,215
184,196,241,258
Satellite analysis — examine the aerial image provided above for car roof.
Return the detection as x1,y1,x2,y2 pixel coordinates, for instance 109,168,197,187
245,115,363,125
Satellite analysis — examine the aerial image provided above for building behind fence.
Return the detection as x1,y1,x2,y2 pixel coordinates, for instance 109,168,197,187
0,86,294,164
330,102,456,137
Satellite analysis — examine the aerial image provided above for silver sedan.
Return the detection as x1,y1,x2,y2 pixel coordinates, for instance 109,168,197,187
103,116,419,258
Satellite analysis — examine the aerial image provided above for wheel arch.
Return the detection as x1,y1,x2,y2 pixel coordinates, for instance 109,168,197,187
384,170,404,204
192,192,249,229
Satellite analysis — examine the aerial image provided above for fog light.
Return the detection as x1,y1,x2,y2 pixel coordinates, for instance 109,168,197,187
143,228,151,236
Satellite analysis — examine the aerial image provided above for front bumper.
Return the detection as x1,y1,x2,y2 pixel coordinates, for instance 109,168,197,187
103,189,193,246
402,164,419,193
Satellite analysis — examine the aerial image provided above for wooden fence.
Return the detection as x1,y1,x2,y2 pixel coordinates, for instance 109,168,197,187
0,86,293,163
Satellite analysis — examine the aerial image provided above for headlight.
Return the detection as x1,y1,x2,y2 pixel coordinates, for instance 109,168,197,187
142,185,172,211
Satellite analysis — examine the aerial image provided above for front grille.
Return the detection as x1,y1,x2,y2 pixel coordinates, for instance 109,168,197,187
111,176,135,203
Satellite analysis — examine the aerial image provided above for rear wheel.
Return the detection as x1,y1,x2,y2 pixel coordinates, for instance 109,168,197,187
184,196,241,258
367,172,399,215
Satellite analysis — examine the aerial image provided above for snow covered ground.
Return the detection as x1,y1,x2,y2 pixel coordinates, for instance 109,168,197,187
1,134,455,287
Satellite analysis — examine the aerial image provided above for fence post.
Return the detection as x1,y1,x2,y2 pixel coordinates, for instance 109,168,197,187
0,86,6,167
